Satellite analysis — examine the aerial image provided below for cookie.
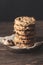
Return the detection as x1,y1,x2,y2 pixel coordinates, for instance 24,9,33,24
14,16,35,27
14,34,35,44
14,36,35,48
13,16,36,47
14,34,35,40
14,36,31,44
14,29,35,36
14,42,34,48
14,24,35,31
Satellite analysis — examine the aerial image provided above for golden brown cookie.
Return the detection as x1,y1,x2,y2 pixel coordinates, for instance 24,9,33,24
14,34,35,43
14,34,35,40
13,16,36,48
14,24,35,31
14,16,35,27
14,36,31,44
14,42,34,48
14,29,35,36
14,36,35,48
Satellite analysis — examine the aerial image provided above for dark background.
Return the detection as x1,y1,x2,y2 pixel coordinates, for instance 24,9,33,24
0,0,43,21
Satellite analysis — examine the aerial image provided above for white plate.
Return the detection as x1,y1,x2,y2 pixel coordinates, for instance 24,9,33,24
0,34,43,51
7,41,43,50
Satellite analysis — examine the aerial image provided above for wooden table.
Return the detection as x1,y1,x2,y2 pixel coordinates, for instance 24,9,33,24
0,21,43,65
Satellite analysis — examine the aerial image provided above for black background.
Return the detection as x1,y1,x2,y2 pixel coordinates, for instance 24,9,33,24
0,0,43,21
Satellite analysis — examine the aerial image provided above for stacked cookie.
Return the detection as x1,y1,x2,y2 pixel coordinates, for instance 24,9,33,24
13,16,36,48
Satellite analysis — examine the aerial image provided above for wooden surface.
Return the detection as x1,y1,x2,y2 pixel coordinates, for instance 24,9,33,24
0,21,43,65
